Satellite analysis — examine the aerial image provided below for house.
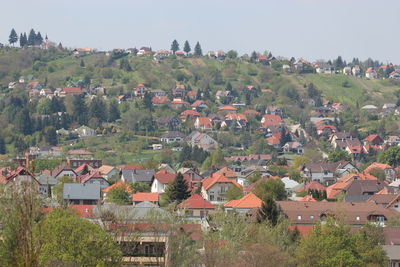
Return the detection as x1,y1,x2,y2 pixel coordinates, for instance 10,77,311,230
352,65,361,76
186,131,218,151
364,163,396,181
74,163,95,175
224,193,263,215
260,114,282,129
215,90,231,100
29,146,62,158
151,89,166,97
187,91,197,101
59,87,83,97
300,161,357,186
282,64,291,73
155,116,181,130
151,170,176,193
63,183,101,205
368,194,400,211
102,181,133,202
315,62,334,74
97,165,118,179
343,180,387,202
282,142,304,154
180,110,200,121
365,68,378,79
37,173,57,198
152,144,163,150
178,194,215,219
244,109,261,117
39,88,52,97
133,84,148,98
170,98,189,109
386,136,400,146
176,168,203,189
121,169,155,185
389,71,400,80
160,131,186,144
52,165,77,180
191,100,208,110
77,171,110,189
172,85,186,98
201,173,242,204
221,113,248,129
265,106,283,116
363,134,384,146
194,117,213,131
132,192,160,206
218,105,237,113
316,124,337,136
343,66,352,75
73,125,96,138
281,177,300,196
0,167,40,189
152,96,170,105
153,49,171,60
277,201,396,226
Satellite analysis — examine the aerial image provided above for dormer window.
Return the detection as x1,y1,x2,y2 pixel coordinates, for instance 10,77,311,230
310,215,314,220
356,216,360,221
297,215,302,220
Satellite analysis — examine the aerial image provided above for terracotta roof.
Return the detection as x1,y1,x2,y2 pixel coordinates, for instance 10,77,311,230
296,181,325,193
62,87,83,94
178,194,215,209
218,105,237,111
225,113,248,122
213,167,237,179
152,96,170,104
326,181,350,199
337,172,377,183
97,165,115,175
78,172,105,183
120,165,143,170
191,100,205,108
267,135,280,146
196,117,213,129
202,173,242,191
261,114,282,128
171,98,188,104
74,163,95,174
154,169,175,184
289,225,315,237
298,195,317,202
181,110,200,118
187,91,197,96
364,134,383,143
132,192,160,202
224,193,262,209
43,205,95,218
365,163,393,173
102,181,133,194
244,109,261,116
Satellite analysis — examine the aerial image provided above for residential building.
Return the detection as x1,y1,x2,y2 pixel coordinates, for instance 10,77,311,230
63,183,101,205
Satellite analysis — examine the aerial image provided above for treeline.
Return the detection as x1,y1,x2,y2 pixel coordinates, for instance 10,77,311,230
8,28,46,47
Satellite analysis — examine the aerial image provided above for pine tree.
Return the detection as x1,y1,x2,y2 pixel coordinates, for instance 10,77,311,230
35,31,43,46
58,42,63,49
80,59,85,67
251,51,258,62
72,95,88,125
194,42,202,56
27,29,36,46
171,39,179,54
19,33,26,47
89,98,107,123
8,28,18,46
164,172,190,203
183,40,191,55
256,195,279,226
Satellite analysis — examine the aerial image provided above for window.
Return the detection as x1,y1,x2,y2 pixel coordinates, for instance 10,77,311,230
356,216,360,221
209,195,214,201
297,215,302,220
310,215,314,220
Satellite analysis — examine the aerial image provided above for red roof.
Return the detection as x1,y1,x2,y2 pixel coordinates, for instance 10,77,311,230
171,98,189,104
365,163,393,173
261,114,282,128
132,192,160,202
103,181,133,194
224,193,262,209
181,110,200,118
326,181,350,199
218,105,237,111
154,170,175,184
43,205,95,218
187,91,197,96
296,181,325,193
74,163,95,174
191,100,205,108
78,172,105,183
152,96,170,104
62,87,83,94
202,173,242,191
196,117,213,129
120,165,143,170
178,194,215,209
289,225,315,237
298,195,317,202
267,135,280,146
225,113,248,122
244,109,260,116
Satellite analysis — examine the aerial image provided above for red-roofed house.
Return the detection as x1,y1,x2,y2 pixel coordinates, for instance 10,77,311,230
244,109,260,116
266,134,281,148
59,87,83,97
170,98,189,109
365,163,396,181
317,125,337,136
132,192,160,205
298,195,317,202
224,192,262,214
102,181,133,202
365,67,377,79
218,105,237,112
222,113,248,129
151,170,176,193
194,117,213,130
180,110,200,121
363,134,384,146
152,96,170,105
178,194,215,218
191,100,208,110
133,84,148,98
201,173,242,204
260,114,282,129
296,181,326,193
77,172,110,189
187,91,197,101
326,181,350,199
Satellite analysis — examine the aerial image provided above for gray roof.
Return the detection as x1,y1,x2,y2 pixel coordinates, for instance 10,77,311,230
37,173,57,186
63,183,100,200
121,169,155,183
382,245,400,260
94,202,167,221
161,131,186,139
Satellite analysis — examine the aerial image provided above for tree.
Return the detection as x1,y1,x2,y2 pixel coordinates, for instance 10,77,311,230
72,95,88,125
226,50,238,59
183,40,191,55
53,176,75,204
254,179,286,201
171,39,179,54
8,28,18,46
194,41,202,56
43,126,57,145
378,146,400,167
35,31,43,46
251,51,258,61
368,168,386,181
119,58,132,71
89,97,107,124
39,208,122,266
19,33,27,47
143,92,153,111
328,150,351,162
225,186,243,201
295,220,387,267
164,172,190,203
256,195,279,226
387,213,400,227
130,182,151,192
108,100,120,122
107,185,131,204
80,59,85,67
0,136,5,154
27,29,36,46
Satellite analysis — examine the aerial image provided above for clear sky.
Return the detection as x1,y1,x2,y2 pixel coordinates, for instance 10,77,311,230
1,0,398,63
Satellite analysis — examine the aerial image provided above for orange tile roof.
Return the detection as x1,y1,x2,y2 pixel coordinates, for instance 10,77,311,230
196,117,213,129
224,193,262,209
213,167,237,179
225,113,248,122
202,173,242,191
181,110,200,117
326,181,350,199
102,181,133,194
178,194,215,209
132,192,160,202
154,169,175,184
365,163,393,173
267,135,280,146
298,195,317,202
337,172,377,183
244,109,260,116
152,96,170,104
218,105,237,111
62,87,83,94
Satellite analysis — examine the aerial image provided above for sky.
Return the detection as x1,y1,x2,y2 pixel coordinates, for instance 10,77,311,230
1,0,399,63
